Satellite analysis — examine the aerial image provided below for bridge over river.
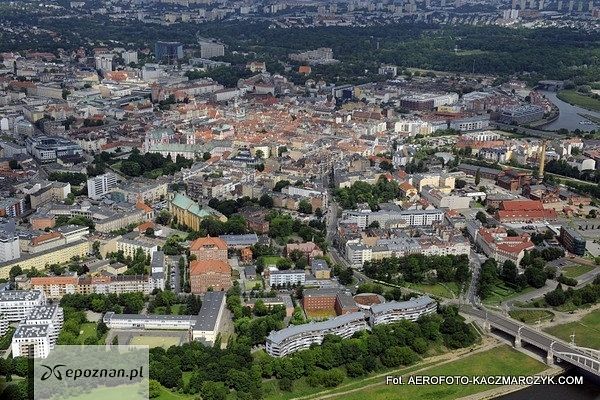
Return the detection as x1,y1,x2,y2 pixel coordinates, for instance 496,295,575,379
461,305,600,377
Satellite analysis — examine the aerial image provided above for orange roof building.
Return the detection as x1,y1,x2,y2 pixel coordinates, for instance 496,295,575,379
189,260,232,294
190,236,228,261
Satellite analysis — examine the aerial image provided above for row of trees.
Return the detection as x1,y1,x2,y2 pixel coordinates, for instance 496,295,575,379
363,254,471,287
544,276,600,308
60,292,145,314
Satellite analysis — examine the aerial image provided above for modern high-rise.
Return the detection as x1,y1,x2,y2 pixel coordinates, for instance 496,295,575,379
0,290,46,322
155,41,183,62
87,172,118,200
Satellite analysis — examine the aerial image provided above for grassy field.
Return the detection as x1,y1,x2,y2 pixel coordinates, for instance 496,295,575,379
151,303,187,315
404,282,461,299
245,279,263,290
261,256,283,266
129,335,181,349
323,346,547,400
306,309,337,319
557,90,600,112
483,283,535,306
544,309,600,349
562,264,595,279
509,309,555,324
55,384,143,399
157,387,194,400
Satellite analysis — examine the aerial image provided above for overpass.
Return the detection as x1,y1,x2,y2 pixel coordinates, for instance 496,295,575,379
461,305,600,377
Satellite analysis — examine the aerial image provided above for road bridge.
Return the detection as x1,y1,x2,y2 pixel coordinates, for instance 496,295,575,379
461,305,600,376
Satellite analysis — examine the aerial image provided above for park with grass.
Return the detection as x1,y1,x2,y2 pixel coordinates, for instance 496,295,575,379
483,283,535,306
557,90,600,112
404,282,461,299
561,264,595,279
276,345,547,400
544,309,600,349
509,309,555,324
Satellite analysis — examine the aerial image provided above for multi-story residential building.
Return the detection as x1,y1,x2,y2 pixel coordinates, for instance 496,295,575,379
190,236,228,261
199,40,224,59
155,41,183,61
0,290,46,322
0,239,90,279
87,173,118,200
0,314,7,336
11,324,51,358
420,187,471,210
24,304,63,349
311,259,331,279
189,260,232,294
31,276,79,299
116,233,158,261
266,312,368,357
369,296,437,325
342,208,445,229
285,242,323,262
112,180,167,204
269,269,306,287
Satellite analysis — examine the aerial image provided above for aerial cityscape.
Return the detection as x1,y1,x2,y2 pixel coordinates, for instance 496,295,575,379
1,0,600,399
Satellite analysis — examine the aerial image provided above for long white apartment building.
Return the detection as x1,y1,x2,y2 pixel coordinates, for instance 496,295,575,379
265,296,437,357
0,314,8,336
87,172,118,200
266,312,369,357
268,269,306,287
369,296,437,325
103,312,197,330
341,208,444,229
0,290,46,322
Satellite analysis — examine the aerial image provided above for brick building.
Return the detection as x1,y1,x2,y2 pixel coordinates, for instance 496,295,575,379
189,260,232,294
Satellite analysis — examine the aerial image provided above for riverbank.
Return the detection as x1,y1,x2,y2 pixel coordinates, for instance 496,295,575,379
557,90,600,113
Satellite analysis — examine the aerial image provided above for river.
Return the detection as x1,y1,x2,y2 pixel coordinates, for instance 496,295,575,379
539,90,600,132
497,369,600,400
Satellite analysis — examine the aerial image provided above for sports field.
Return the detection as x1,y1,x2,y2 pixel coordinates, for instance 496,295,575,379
129,335,181,349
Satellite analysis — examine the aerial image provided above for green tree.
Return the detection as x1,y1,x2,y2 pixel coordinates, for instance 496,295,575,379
298,200,312,214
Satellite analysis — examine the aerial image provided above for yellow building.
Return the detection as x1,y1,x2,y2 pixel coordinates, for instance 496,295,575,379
0,240,90,279
168,193,226,231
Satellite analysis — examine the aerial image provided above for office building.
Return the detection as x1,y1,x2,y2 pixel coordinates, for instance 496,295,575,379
103,312,196,330
155,41,184,62
560,226,587,256
87,173,118,200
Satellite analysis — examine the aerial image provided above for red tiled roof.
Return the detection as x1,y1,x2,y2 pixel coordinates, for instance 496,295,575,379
190,260,231,275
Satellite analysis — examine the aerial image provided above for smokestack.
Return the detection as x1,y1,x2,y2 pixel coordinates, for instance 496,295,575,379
538,140,547,181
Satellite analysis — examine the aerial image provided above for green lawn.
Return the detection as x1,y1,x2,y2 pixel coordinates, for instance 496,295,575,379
151,303,187,315
404,282,461,299
55,384,143,399
544,309,600,349
557,90,600,112
483,283,535,306
157,386,195,400
129,335,181,349
509,309,555,324
324,346,547,400
562,264,595,279
78,323,99,344
245,279,263,290
261,256,283,266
